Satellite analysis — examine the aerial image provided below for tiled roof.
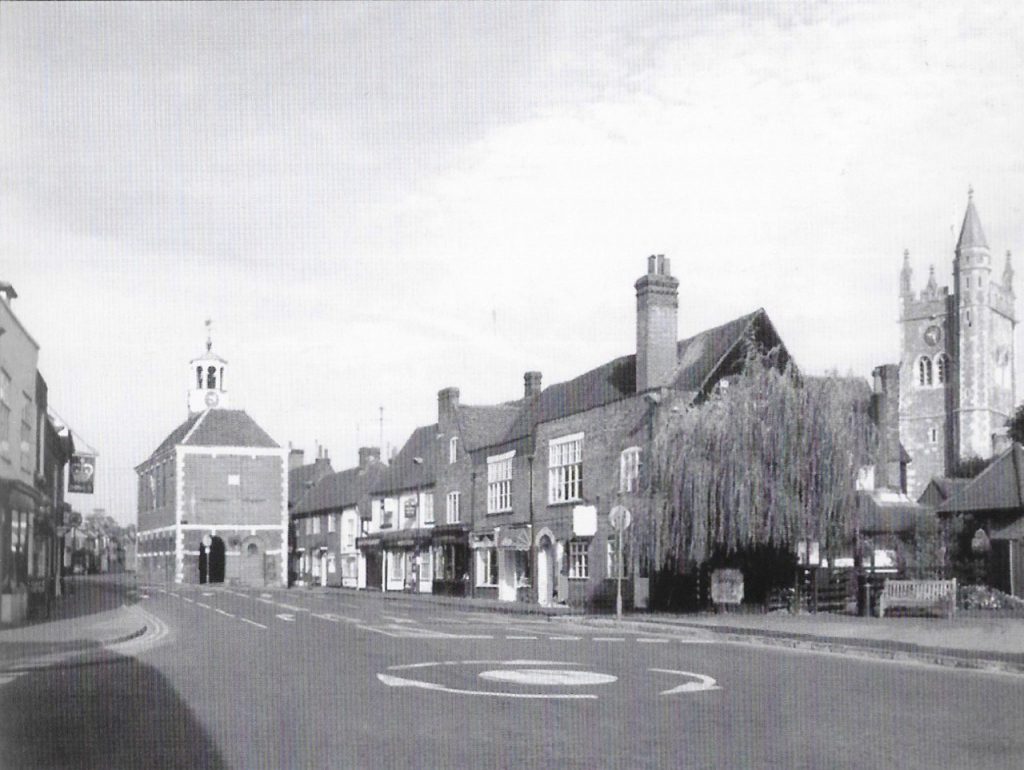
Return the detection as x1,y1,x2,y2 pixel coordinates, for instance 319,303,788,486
857,490,931,534
456,404,523,452
293,462,385,515
288,461,333,508
938,444,1024,514
371,424,441,495
144,409,278,465
672,309,770,391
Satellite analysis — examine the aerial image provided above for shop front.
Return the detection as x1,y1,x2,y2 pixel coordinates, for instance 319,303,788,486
495,524,532,602
356,536,382,590
0,482,42,623
378,528,434,593
430,524,469,596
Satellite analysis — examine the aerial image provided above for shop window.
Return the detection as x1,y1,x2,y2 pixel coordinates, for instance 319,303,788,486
514,550,531,587
568,539,589,579
476,548,498,586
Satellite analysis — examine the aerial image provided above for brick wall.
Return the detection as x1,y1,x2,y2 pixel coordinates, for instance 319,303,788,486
182,453,283,527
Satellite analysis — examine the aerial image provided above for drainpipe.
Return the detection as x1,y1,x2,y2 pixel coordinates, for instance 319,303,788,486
470,470,477,597
528,453,535,603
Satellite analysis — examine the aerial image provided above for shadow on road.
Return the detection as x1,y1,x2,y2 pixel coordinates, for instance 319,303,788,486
0,650,227,769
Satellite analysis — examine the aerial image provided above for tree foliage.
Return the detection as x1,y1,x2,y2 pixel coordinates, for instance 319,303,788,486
950,455,991,479
1006,404,1024,446
638,352,877,569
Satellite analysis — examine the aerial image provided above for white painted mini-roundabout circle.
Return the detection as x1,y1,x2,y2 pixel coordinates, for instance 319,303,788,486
478,669,617,686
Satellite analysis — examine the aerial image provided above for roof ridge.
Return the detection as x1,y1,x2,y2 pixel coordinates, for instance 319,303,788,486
181,409,210,445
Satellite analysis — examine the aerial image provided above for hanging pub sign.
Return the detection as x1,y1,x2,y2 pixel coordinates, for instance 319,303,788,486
68,454,97,494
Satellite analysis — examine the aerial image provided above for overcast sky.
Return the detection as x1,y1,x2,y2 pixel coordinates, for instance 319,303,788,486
3,2,1023,524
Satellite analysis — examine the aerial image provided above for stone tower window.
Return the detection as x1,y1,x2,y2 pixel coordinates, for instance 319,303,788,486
917,356,933,387
935,354,950,385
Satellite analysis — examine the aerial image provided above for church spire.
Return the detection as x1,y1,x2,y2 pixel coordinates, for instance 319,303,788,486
900,249,913,297
926,264,938,294
956,186,989,252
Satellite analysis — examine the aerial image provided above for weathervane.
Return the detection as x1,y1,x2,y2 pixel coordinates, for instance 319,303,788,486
205,318,212,352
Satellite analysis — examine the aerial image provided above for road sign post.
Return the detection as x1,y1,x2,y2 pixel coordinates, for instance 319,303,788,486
609,506,632,621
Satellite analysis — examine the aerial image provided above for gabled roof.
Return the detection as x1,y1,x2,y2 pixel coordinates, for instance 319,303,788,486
371,424,440,495
918,477,970,508
293,462,385,515
500,308,781,442
142,409,278,466
956,195,988,251
938,444,1024,514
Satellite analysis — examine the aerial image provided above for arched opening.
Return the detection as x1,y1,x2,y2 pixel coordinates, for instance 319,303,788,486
196,366,203,389
208,536,226,583
219,367,225,390
206,365,217,389
240,537,264,586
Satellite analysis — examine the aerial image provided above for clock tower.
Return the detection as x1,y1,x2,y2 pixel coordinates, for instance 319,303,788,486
188,320,230,414
898,190,1016,497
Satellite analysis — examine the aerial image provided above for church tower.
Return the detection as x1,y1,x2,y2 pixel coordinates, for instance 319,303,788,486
187,320,230,414
899,190,1016,497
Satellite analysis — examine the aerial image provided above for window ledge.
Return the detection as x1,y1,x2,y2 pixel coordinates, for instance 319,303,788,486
546,499,584,508
486,509,513,515
568,576,589,581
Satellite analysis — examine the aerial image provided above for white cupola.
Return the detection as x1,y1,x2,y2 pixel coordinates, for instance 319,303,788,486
188,319,229,414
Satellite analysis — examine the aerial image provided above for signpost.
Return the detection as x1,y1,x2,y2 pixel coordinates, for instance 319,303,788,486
609,506,631,620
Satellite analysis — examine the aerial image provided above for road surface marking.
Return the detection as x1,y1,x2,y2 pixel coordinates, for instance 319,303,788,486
139,594,150,599
312,613,341,622
479,669,617,686
506,635,538,640
197,602,211,609
214,608,235,617
377,673,597,699
201,592,214,597
649,668,721,695
548,635,581,641
276,613,296,622
240,618,267,629
0,674,22,686
637,638,669,644
381,614,414,623
260,593,273,599
181,596,194,603
593,637,625,642
274,602,310,613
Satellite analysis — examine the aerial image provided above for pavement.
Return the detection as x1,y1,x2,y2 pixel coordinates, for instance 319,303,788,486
289,584,1024,675
0,575,150,672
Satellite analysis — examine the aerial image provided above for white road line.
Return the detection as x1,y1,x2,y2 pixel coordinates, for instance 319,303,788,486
181,597,195,603
506,635,538,640
197,602,211,609
274,602,311,613
637,638,669,644
312,613,341,622
240,617,267,629
214,608,235,618
548,636,582,641
594,637,626,642
276,613,296,622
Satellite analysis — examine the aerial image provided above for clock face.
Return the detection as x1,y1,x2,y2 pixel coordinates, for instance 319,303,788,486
204,390,220,407
923,325,942,347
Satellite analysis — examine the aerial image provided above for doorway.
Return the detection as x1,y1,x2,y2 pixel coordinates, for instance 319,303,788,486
240,538,264,586
198,543,208,584
208,536,226,583
537,535,554,606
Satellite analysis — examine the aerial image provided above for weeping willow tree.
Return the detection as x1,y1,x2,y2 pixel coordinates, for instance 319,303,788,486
638,351,877,571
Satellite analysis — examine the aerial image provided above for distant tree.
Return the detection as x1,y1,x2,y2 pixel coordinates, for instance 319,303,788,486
1007,405,1024,446
639,351,877,569
950,455,992,479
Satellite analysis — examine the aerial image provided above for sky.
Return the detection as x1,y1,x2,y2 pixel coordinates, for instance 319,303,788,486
2,1,1024,524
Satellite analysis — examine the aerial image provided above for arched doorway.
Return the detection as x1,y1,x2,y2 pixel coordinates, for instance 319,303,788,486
240,537,264,586
537,534,555,606
208,536,226,583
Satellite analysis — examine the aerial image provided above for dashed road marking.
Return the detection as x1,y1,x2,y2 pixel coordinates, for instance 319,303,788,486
312,613,342,622
548,636,582,641
594,637,626,642
214,608,235,618
197,602,211,609
276,613,296,622
637,638,669,644
181,597,195,603
275,602,311,613
240,617,267,629
506,635,538,640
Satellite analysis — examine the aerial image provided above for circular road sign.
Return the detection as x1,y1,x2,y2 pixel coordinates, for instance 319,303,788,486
609,505,632,531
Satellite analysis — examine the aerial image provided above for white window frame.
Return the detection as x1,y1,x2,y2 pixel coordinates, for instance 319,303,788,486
446,491,460,524
619,446,641,493
312,516,321,535
342,515,356,551
449,436,458,464
422,493,434,525
548,433,584,504
476,547,498,587
328,514,336,533
487,450,515,513
568,539,589,579
380,499,395,529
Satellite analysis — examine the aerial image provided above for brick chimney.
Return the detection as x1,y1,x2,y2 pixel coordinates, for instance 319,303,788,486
438,387,460,422
288,445,305,471
314,445,332,473
871,364,901,491
635,254,679,393
524,371,542,398
358,446,381,470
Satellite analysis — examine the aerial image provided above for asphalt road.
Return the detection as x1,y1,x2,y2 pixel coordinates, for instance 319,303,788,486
2,582,1023,769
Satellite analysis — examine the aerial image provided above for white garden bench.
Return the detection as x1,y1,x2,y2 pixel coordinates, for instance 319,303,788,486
878,578,957,619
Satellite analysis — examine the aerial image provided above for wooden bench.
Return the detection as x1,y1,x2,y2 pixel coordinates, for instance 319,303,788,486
878,578,956,619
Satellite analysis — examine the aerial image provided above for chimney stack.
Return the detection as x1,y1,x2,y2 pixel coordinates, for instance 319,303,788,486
871,364,901,491
288,446,305,471
524,371,542,398
635,254,679,393
438,387,460,422
358,446,381,470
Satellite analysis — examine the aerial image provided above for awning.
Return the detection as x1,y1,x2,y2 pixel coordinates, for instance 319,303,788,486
470,533,495,550
355,537,382,550
496,525,532,551
358,528,432,550
431,525,469,545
